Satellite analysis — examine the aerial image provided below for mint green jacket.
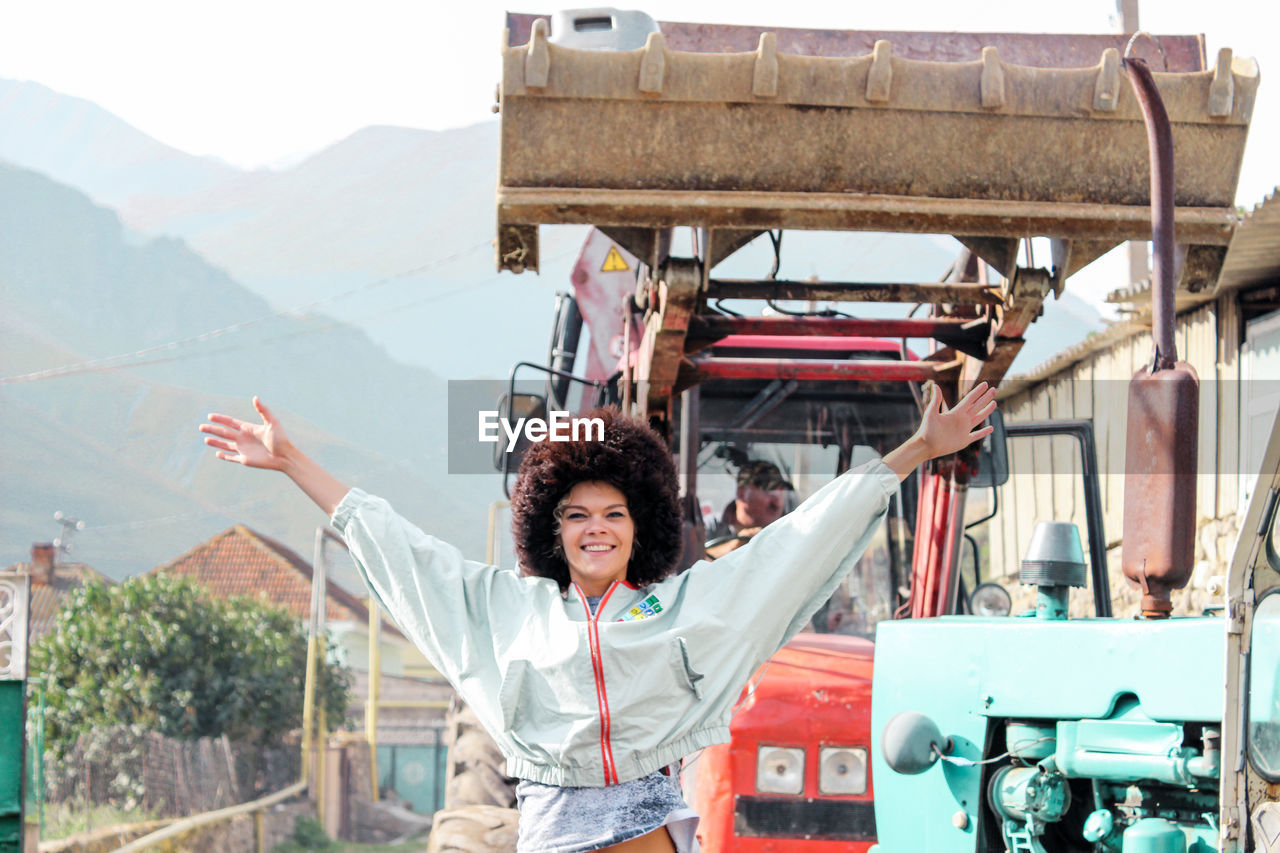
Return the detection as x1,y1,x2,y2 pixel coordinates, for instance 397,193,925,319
331,459,899,787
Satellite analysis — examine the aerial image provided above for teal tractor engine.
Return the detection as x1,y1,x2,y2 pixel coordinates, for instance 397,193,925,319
870,527,1224,853
871,609,1224,852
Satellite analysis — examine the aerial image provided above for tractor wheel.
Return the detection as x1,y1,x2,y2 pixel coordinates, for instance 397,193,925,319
426,805,520,853
443,698,517,809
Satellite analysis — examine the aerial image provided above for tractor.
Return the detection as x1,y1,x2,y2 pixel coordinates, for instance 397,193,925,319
429,8,1258,851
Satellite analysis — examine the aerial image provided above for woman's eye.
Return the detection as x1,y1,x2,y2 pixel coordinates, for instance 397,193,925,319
565,512,586,520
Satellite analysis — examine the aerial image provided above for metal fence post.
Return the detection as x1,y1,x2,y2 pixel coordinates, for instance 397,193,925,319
367,602,381,802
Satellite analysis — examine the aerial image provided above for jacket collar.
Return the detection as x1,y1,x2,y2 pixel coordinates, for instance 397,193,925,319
568,579,632,617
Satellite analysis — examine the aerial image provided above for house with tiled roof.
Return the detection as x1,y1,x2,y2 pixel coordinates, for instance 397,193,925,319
3,543,113,645
151,525,442,685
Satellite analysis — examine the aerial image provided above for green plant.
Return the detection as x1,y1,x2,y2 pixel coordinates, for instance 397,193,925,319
274,815,337,852
30,574,351,761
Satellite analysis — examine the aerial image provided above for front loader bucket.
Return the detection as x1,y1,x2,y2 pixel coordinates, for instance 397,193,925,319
496,19,1257,275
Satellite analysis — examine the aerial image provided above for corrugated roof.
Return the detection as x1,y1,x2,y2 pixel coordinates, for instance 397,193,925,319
151,525,398,635
999,321,1145,399
1102,279,1215,313
1218,190,1280,292
2,560,114,645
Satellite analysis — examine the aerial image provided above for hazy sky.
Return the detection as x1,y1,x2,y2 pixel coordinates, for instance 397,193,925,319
0,0,1275,319
1,0,1275,206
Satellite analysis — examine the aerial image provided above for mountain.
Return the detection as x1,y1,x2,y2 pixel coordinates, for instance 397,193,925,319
0,162,497,581
0,78,1102,382
0,79,239,207
117,120,583,380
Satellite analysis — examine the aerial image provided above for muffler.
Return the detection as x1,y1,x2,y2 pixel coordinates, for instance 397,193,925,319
1120,56,1199,619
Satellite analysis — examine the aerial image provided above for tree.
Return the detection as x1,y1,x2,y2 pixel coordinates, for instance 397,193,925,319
31,573,351,760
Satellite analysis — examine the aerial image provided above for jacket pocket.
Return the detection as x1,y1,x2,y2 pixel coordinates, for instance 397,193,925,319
497,658,587,739
497,659,529,730
669,636,705,699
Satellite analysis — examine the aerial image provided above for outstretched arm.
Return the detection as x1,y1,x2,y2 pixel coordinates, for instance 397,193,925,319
200,397,349,516
882,382,998,481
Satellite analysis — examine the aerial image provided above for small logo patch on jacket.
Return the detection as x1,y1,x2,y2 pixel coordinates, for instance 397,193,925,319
620,594,663,621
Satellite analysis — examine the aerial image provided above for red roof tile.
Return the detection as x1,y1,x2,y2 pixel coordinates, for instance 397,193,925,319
151,525,395,634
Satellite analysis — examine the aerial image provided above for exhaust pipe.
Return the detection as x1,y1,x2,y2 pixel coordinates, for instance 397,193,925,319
1120,57,1199,619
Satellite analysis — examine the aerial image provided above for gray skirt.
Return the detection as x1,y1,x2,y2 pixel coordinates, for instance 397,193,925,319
515,769,699,853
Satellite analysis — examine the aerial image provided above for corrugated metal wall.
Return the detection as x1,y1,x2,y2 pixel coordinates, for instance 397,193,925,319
987,298,1240,616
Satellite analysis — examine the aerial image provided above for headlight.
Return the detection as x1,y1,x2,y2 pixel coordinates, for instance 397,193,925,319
818,746,867,795
756,745,805,794
970,582,1013,617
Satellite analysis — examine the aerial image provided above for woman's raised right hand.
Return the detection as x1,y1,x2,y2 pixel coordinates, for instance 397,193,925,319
200,397,295,471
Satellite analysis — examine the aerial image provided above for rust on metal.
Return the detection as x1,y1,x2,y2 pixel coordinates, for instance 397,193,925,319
685,315,990,356
1208,47,1236,118
702,229,764,270
598,226,672,273
688,315,978,336
958,266,1053,391
497,188,1238,244
956,236,1019,280
996,269,1055,339
504,14,1206,71
1178,244,1230,293
498,48,1255,201
496,24,1254,273
635,260,702,416
497,223,539,274
963,339,1025,390
705,279,1002,305
1051,238,1122,292
1128,57,1178,369
1122,372,1200,617
681,356,938,384
1120,57,1201,619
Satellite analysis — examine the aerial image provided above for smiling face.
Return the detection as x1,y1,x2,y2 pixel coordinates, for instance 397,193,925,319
557,481,635,597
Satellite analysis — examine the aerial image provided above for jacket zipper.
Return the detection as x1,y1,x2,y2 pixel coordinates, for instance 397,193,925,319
574,580,620,785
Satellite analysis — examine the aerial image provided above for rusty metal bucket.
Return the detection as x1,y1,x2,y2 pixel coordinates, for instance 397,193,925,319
496,19,1256,273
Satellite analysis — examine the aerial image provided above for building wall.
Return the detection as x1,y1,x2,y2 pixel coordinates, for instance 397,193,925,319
986,296,1248,617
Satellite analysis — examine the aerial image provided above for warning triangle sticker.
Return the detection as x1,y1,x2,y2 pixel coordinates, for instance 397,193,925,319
601,246,631,273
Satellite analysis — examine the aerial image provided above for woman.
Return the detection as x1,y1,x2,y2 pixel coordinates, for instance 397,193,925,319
200,383,996,853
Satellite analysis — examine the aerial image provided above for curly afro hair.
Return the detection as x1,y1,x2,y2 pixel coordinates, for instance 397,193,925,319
510,407,682,589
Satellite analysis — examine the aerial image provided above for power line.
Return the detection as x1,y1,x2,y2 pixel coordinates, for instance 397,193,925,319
1,237,587,382
82,495,280,532
18,272,509,379
80,448,454,536
0,239,493,384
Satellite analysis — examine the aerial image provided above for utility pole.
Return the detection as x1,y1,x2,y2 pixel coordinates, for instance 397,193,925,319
1117,0,1150,288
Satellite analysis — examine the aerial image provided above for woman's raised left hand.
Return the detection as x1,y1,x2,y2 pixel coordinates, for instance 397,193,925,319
916,381,997,459
882,382,998,481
